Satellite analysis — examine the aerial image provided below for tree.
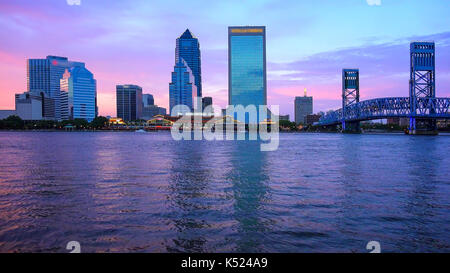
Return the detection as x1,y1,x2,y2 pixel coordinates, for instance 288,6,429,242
279,120,297,131
4,115,24,129
90,116,108,129
72,118,89,129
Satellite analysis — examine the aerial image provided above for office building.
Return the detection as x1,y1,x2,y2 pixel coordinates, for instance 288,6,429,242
27,56,85,120
305,114,321,125
60,67,97,122
176,29,202,97
116,85,143,121
0,110,16,119
295,89,313,124
142,105,167,120
14,92,43,120
169,58,197,116
143,94,154,107
228,26,267,122
279,115,290,121
12,91,55,121
201,96,213,115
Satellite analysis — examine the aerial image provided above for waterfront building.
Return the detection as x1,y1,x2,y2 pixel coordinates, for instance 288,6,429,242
176,29,202,97
228,26,267,123
169,58,197,116
202,97,212,109
116,85,143,121
13,91,55,121
201,96,213,115
143,94,154,107
142,105,167,120
59,67,97,122
27,56,85,120
305,114,321,125
295,89,313,124
279,115,290,121
14,92,43,120
0,110,16,119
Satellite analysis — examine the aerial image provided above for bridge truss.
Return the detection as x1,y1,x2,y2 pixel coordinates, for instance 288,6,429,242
318,42,450,129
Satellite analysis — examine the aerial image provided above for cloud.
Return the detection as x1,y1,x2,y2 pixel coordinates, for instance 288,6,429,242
66,0,81,6
366,0,381,6
267,31,450,115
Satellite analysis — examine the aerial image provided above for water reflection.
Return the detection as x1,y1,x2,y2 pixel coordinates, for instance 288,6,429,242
0,132,448,253
226,140,271,252
166,140,213,252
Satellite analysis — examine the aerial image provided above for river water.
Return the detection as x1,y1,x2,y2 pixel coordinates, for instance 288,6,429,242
0,131,448,252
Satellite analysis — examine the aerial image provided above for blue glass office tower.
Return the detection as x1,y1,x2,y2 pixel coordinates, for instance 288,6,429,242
176,29,202,97
27,56,84,120
169,58,197,116
228,26,267,122
60,67,97,122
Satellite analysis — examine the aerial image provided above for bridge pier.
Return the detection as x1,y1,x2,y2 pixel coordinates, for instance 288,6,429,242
342,121,360,133
407,117,438,135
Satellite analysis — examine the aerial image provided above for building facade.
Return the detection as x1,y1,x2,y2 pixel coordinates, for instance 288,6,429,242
228,26,267,119
116,85,143,121
60,67,97,122
142,105,167,120
14,92,43,121
279,114,290,121
143,94,154,107
169,58,197,116
27,56,85,120
295,95,313,124
305,114,321,125
176,29,202,97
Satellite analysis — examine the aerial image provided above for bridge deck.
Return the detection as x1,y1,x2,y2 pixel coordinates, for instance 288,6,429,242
318,97,450,126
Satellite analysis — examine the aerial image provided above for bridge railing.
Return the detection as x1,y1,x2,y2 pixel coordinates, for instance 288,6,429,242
318,97,450,125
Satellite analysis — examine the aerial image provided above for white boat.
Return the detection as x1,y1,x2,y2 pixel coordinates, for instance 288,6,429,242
135,129,146,133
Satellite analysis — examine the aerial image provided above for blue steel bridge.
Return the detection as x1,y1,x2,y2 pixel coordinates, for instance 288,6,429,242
317,42,450,133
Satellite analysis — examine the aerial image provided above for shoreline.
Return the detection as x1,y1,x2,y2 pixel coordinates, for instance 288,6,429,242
1,129,449,135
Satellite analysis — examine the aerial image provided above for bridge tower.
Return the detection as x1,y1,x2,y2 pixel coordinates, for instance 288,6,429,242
342,69,360,132
409,42,436,133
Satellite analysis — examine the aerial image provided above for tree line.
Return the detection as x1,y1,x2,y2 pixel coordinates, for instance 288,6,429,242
0,115,109,130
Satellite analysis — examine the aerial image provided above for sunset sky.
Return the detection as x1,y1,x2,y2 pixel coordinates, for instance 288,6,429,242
0,0,449,118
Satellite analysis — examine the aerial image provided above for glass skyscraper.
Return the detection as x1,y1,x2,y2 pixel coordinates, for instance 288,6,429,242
169,59,197,116
116,85,143,121
228,26,267,114
175,29,202,97
27,56,85,120
60,67,97,122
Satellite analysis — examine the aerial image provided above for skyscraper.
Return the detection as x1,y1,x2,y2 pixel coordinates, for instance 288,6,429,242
60,67,97,122
27,56,85,120
228,26,267,116
176,29,202,97
116,85,143,121
169,58,197,116
295,89,313,125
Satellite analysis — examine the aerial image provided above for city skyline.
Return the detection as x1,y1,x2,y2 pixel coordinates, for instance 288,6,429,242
1,0,450,119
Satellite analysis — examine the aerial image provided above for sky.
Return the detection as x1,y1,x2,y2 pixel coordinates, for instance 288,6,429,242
0,0,449,119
